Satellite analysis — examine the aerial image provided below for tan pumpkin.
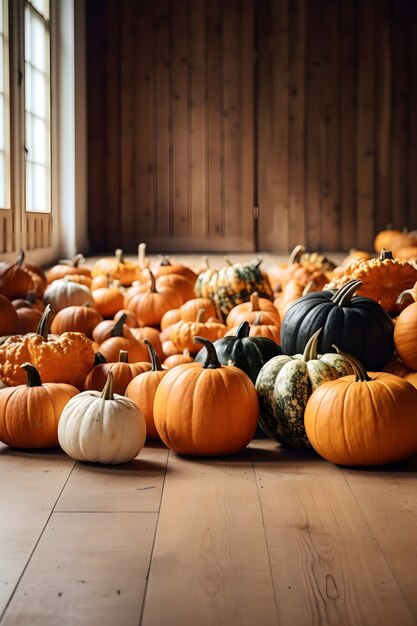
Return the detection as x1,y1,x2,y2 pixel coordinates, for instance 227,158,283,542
43,278,95,312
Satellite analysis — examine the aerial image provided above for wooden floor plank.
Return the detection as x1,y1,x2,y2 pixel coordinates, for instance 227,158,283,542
343,462,417,620
250,439,416,626
55,444,168,513
141,449,278,626
0,445,75,618
1,511,157,626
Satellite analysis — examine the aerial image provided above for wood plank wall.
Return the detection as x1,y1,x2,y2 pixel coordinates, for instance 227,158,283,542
86,0,417,255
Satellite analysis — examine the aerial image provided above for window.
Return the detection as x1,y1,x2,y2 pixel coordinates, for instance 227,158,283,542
24,0,51,213
0,0,10,210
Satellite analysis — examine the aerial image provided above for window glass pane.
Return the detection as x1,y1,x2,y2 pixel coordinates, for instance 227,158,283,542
0,153,4,208
26,162,47,212
0,95,4,150
0,36,3,92
26,10,47,72
32,116,46,163
30,68,46,118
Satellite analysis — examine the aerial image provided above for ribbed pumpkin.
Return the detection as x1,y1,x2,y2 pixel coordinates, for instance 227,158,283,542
125,339,168,440
124,269,183,327
255,329,354,448
84,349,152,394
169,309,227,355
0,363,79,448
153,336,259,456
0,305,95,388
383,356,417,388
90,248,140,287
0,252,35,300
225,292,280,328
43,279,95,312
393,301,417,369
195,320,281,384
58,370,147,464
304,351,417,466
280,279,395,370
0,295,20,336
46,254,92,283
97,315,150,363
50,303,103,338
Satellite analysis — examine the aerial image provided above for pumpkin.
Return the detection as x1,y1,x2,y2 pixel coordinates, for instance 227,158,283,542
169,309,227,355
90,248,140,286
0,305,95,388
124,269,183,327
0,363,79,448
153,336,259,456
125,339,168,440
58,370,147,463
84,349,151,394
255,329,354,448
50,302,103,337
97,314,150,363
46,253,92,283
163,349,194,369
195,257,274,321
91,284,125,318
232,311,281,344
127,325,164,361
0,252,35,300
266,245,333,291
280,279,395,370
393,301,417,369
195,320,281,384
43,278,95,312
154,256,198,285
225,292,280,328
0,295,20,336
15,304,43,334
373,227,416,255
382,356,417,388
304,350,417,466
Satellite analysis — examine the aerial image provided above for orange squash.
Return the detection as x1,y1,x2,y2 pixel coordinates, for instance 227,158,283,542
393,301,417,369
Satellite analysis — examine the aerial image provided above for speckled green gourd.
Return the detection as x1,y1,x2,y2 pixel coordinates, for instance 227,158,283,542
255,328,354,448
195,258,273,321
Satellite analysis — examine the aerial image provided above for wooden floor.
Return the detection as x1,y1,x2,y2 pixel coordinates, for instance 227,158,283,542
1,437,417,626
1,250,417,625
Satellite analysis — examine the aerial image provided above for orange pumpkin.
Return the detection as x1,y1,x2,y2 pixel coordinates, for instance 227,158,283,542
153,336,259,456
50,303,103,338
124,269,183,327
0,295,20,336
0,252,35,300
46,254,92,283
0,305,95,388
393,301,417,369
169,309,227,355
226,291,280,328
382,356,417,388
125,339,168,440
90,249,140,286
0,363,79,448
91,284,125,318
84,349,151,394
304,351,417,466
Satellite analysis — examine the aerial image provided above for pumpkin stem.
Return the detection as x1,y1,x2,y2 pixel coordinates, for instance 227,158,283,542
16,249,25,267
143,338,163,371
250,292,260,311
224,257,233,266
159,255,172,266
251,255,263,269
301,328,322,362
332,345,372,382
235,321,251,338
193,336,222,369
395,281,417,307
57,253,86,267
138,242,147,268
201,255,209,271
93,352,107,366
118,350,129,363
302,280,316,296
147,268,157,293
380,249,394,261
288,244,306,265
21,362,43,387
36,304,54,340
110,313,128,337
100,370,115,399
114,248,125,264
331,279,362,306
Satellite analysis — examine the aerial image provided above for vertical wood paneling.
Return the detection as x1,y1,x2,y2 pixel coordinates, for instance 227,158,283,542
86,0,417,255
339,0,357,251
171,0,190,237
288,0,306,248
155,0,171,238
304,0,322,250
374,0,391,235
189,0,207,238
355,0,375,251
391,0,410,230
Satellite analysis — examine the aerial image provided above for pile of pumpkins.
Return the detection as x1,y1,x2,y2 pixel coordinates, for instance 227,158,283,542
0,227,417,468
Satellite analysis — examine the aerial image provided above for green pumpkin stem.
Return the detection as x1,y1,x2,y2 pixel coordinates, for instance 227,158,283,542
36,304,54,340
193,336,222,369
331,279,362,306
110,313,127,337
100,370,115,400
301,328,322,361
21,362,43,387
332,345,372,382
143,338,163,371
235,321,251,338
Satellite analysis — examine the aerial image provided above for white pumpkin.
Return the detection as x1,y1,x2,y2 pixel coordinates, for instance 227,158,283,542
43,278,95,312
58,370,146,464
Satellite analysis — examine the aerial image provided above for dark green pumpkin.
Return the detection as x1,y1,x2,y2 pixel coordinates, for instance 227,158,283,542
280,279,395,370
194,320,281,383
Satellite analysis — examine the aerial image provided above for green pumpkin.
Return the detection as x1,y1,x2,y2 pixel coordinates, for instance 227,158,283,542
194,321,281,384
255,328,354,448
195,258,273,321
